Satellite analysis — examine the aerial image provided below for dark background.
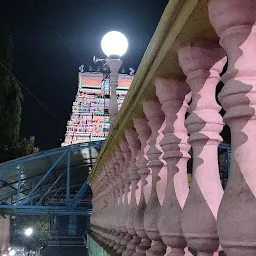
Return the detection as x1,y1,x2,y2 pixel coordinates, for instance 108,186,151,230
1,0,168,150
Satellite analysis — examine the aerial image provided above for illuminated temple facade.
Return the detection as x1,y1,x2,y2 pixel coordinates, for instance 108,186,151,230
62,72,132,146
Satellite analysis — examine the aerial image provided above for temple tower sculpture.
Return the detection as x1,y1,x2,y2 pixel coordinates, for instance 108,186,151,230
62,71,132,146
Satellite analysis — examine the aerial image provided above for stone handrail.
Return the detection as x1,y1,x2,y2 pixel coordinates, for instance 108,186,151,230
88,0,212,183
88,0,256,256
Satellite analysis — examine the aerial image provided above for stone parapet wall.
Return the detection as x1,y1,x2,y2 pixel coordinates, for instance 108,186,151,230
88,1,256,256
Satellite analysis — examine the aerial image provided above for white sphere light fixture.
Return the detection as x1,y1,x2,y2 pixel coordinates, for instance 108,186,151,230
101,31,128,57
9,250,16,256
24,227,33,236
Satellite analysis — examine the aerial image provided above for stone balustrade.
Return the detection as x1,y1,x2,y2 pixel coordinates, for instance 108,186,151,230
89,0,256,256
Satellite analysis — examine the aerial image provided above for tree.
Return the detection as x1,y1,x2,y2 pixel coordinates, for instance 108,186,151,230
0,25,21,145
0,25,38,163
11,215,50,251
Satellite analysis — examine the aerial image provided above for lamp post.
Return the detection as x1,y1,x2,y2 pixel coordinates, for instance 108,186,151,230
100,31,128,126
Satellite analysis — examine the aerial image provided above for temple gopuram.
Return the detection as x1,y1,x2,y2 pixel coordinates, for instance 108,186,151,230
61,72,132,146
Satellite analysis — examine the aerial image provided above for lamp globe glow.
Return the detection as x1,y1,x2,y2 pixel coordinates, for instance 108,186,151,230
24,227,33,236
101,31,128,57
9,250,15,256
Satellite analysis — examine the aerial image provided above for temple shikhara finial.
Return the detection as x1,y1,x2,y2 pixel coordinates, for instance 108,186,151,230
61,70,133,146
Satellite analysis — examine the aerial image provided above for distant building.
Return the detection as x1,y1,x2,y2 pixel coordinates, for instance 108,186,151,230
61,72,132,146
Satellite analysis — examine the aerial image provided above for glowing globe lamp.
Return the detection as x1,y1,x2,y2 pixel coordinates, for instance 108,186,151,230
24,227,33,236
101,31,128,58
9,250,16,256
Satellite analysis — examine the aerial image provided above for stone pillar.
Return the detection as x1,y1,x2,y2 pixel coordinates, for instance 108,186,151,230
119,139,133,253
155,77,191,256
178,44,226,256
209,1,256,255
122,129,142,256
143,101,166,256
133,118,152,256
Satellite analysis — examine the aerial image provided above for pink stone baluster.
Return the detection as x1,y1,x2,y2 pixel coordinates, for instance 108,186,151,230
105,161,113,246
92,198,101,239
209,1,256,255
143,101,166,256
109,158,119,247
178,44,226,256
95,172,104,240
110,153,123,250
91,176,102,238
133,118,152,256
122,129,142,256
119,139,133,253
155,77,191,256
91,170,105,241
104,161,114,246
92,177,101,239
90,181,97,233
102,165,112,245
102,191,109,244
114,145,126,252
108,156,120,248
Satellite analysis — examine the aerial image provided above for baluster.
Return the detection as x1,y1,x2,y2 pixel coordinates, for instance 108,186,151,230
111,152,123,250
133,118,152,256
108,156,120,248
143,101,166,256
90,180,97,234
92,170,105,241
102,165,112,245
155,77,191,256
119,139,133,253
114,145,126,252
209,1,256,255
178,43,226,256
96,172,105,242
122,129,142,256
91,176,102,238
104,162,114,246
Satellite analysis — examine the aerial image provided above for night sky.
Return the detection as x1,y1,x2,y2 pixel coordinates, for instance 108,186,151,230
1,0,168,150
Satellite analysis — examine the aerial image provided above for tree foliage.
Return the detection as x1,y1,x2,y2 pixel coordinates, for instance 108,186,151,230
0,25,21,143
0,208,14,218
0,25,38,163
11,215,50,251
0,136,39,162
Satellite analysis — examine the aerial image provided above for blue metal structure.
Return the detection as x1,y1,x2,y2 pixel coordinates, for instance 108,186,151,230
0,141,103,215
0,141,231,215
